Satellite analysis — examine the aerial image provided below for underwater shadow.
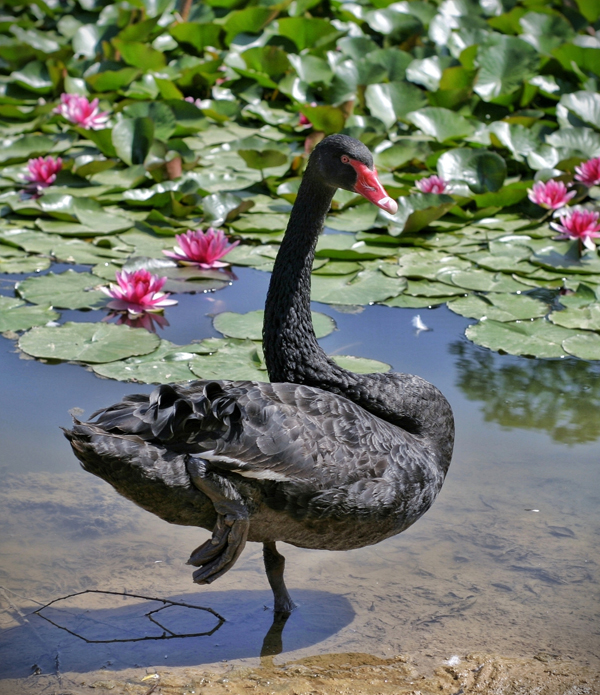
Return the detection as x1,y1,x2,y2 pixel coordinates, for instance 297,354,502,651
0,588,354,679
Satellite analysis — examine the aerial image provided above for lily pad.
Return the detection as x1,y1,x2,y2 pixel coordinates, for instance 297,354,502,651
19,322,160,363
465,318,578,358
330,354,390,374
445,268,530,293
437,148,506,193
311,269,405,305
213,310,336,340
549,303,600,331
0,255,51,274
189,339,268,382
0,296,59,333
562,333,600,361
16,270,107,310
448,293,549,322
92,340,212,383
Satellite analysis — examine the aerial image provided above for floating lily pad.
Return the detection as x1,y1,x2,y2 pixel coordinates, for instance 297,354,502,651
465,318,578,358
213,310,336,340
445,268,530,293
16,270,107,309
448,293,549,322
0,255,51,274
384,294,458,308
0,296,59,332
189,339,268,382
330,354,390,374
311,269,405,305
19,322,160,363
549,303,600,331
562,333,600,361
92,340,212,382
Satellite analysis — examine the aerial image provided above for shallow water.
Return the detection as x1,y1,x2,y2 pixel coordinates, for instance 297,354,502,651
0,265,599,692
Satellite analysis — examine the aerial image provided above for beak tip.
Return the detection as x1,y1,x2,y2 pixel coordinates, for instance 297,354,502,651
379,197,398,215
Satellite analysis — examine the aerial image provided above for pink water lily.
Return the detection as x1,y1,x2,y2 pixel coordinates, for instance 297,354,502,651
163,228,239,269
527,179,576,210
54,93,110,130
184,96,203,109
416,175,448,194
25,156,62,189
574,157,600,188
551,208,600,252
101,269,178,316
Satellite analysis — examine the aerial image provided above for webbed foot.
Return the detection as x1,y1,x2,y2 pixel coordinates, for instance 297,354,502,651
186,456,250,584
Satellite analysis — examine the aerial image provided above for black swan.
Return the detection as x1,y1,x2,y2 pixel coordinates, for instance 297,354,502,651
65,134,454,615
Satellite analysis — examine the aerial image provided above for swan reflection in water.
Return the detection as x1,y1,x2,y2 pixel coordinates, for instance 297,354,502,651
66,135,454,617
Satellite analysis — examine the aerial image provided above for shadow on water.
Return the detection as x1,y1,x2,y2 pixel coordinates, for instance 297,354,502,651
451,340,600,444
0,589,354,679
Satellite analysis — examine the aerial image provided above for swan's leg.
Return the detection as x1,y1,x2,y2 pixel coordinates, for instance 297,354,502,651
185,457,249,584
263,542,296,614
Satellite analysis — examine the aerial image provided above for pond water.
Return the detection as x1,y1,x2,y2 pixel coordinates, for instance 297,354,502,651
0,263,599,692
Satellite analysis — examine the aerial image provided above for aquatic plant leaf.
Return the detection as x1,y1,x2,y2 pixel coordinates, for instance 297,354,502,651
448,293,549,322
16,270,106,309
316,234,398,259
384,294,457,308
445,268,530,293
112,118,155,166
406,107,474,142
0,255,51,274
465,319,578,358
549,304,600,331
0,296,59,333
189,339,268,382
92,340,211,383
365,82,427,129
331,355,390,374
213,310,335,341
311,269,405,305
562,333,600,360
19,322,160,363
558,91,600,130
474,35,539,101
437,148,506,193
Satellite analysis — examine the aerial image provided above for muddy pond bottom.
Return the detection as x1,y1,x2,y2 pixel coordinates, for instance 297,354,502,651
0,270,599,693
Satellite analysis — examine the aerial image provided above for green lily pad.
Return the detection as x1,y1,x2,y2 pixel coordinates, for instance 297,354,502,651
445,268,530,293
19,322,160,363
316,234,397,259
92,340,211,383
383,294,457,308
549,303,600,331
331,354,390,374
474,35,539,101
16,270,107,309
465,318,578,358
325,207,380,233
405,279,466,297
562,333,600,361
531,248,600,275
406,107,474,142
0,296,59,332
364,82,427,129
437,148,506,193
448,293,549,322
189,338,268,382
213,309,336,340
311,269,405,305
0,255,51,274
397,250,471,280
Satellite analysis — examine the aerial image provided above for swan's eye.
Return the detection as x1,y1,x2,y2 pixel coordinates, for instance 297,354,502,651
341,155,350,164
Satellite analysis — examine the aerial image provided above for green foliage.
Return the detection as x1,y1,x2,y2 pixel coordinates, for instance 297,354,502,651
1,0,600,370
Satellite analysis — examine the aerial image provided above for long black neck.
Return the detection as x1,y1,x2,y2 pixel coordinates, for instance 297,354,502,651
263,163,454,473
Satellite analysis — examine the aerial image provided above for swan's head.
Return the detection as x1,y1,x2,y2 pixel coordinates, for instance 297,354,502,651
310,134,398,215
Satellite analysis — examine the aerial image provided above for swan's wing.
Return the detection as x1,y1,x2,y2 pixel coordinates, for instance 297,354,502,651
169,381,415,485
87,379,411,485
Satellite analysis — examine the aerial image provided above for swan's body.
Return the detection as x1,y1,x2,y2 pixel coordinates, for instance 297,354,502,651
66,135,454,613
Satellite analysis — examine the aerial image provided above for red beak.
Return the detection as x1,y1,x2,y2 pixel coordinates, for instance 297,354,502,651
348,160,398,215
